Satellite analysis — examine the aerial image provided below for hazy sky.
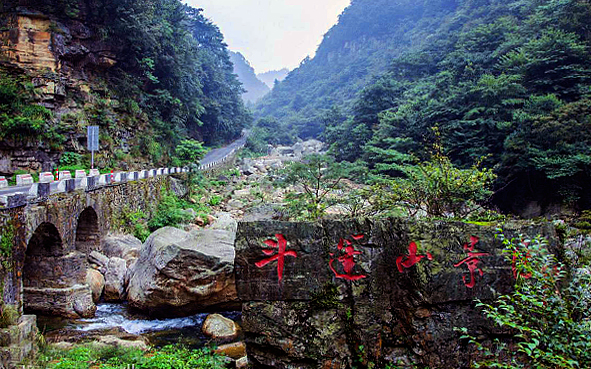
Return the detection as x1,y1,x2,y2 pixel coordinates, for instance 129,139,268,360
184,0,351,73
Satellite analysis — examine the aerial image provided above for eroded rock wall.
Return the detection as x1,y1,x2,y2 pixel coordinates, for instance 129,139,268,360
235,219,558,368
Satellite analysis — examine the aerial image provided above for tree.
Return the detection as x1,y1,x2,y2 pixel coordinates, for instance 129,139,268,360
174,139,207,165
280,155,347,220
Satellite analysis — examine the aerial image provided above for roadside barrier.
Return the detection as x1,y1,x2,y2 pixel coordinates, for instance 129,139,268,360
39,172,54,183
16,174,34,186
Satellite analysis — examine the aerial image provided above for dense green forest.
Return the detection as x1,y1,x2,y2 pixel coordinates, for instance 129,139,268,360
254,0,591,213
0,0,250,159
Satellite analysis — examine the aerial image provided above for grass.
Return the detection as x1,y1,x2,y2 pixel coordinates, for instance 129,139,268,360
32,343,227,369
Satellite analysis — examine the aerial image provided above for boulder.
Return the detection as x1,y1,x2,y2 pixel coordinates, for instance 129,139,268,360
85,268,105,303
242,204,283,222
127,227,238,316
89,251,109,274
226,199,244,210
209,212,238,234
236,356,248,368
104,257,127,301
202,314,239,340
169,177,188,198
214,341,246,359
233,189,251,199
101,234,142,261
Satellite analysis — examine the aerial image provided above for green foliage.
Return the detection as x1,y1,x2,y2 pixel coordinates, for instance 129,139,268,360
111,207,151,242
59,152,83,167
36,344,226,369
463,233,591,369
0,304,19,328
209,195,222,206
279,154,349,220
174,139,208,165
0,223,15,270
146,190,212,231
255,0,591,210
0,74,58,145
379,140,496,218
246,117,295,154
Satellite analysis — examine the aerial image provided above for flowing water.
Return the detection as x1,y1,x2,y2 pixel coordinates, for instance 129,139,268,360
37,303,242,349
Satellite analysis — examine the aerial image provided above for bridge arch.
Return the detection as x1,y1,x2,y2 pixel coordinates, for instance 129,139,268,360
75,206,100,255
23,222,64,289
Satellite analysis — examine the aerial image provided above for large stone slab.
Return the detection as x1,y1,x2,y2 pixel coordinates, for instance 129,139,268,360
235,218,557,369
24,284,96,318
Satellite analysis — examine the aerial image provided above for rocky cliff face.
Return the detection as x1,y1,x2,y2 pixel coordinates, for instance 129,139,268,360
0,6,150,174
235,219,558,368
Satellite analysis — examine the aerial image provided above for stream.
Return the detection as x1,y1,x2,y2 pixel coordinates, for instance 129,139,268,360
36,303,242,349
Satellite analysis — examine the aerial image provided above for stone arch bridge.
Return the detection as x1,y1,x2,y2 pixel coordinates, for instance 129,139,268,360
0,172,186,320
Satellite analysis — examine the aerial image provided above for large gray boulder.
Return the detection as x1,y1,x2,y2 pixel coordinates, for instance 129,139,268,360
101,234,142,261
104,257,127,301
127,227,238,316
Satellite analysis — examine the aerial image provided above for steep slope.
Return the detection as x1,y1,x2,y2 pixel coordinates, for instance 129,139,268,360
257,68,289,89
255,0,458,137
321,0,591,213
229,51,269,104
0,0,250,174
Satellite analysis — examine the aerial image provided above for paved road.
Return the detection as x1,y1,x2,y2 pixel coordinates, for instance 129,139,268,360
0,135,247,199
199,135,247,168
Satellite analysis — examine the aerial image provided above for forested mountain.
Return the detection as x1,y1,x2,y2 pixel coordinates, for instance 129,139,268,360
0,0,250,171
257,68,289,89
255,0,459,138
229,51,270,104
254,0,591,213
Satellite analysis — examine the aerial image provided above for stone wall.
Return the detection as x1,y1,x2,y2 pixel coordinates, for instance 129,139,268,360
235,218,558,368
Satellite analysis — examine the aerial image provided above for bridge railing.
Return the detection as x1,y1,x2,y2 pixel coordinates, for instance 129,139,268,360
0,166,191,208
0,135,246,208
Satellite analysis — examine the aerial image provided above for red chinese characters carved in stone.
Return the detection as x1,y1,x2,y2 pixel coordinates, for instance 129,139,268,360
255,234,297,282
396,241,433,273
453,236,489,288
329,234,367,281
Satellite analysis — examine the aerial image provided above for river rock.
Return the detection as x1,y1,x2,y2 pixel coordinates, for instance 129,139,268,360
89,251,109,274
104,257,127,301
127,227,238,316
85,268,105,303
214,341,246,359
101,234,142,261
202,314,239,340
236,356,248,368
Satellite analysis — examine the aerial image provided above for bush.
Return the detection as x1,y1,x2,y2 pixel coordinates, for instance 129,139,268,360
148,192,192,231
383,149,496,218
59,152,83,167
174,139,208,165
462,233,591,368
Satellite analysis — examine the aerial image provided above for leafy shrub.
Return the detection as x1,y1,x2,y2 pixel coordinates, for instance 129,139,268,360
174,139,208,165
209,195,222,206
463,233,591,369
383,148,496,218
148,192,192,231
59,152,83,167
